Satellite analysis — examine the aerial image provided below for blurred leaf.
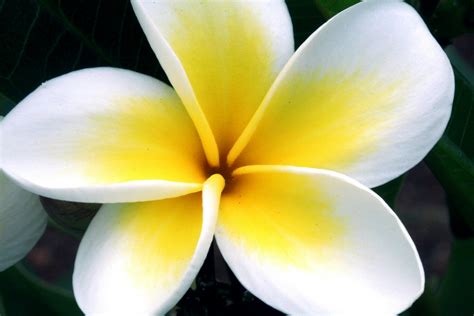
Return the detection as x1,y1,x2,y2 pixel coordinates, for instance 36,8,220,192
426,136,474,230
0,0,327,116
445,46,474,159
405,0,422,11
0,92,14,114
286,0,326,47
402,283,441,316
438,238,474,316
312,0,359,19
0,264,82,316
0,0,164,115
448,198,474,239
373,175,405,208
428,0,474,42
426,45,474,231
445,44,474,83
0,293,6,316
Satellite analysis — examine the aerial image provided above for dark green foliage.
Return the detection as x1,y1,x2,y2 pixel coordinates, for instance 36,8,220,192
0,0,166,114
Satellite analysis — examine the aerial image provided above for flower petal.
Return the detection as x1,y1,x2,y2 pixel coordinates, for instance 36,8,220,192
216,165,423,315
228,1,454,187
132,0,294,161
2,68,206,203
0,170,47,271
73,174,224,315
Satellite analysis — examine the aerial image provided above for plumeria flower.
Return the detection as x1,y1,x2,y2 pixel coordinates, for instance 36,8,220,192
0,0,453,315
0,118,47,272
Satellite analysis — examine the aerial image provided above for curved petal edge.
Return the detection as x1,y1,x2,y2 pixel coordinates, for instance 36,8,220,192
73,174,224,315
217,165,424,315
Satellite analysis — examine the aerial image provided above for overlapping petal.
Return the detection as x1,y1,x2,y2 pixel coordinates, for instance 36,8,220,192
73,174,224,315
228,1,454,187
216,166,423,315
2,68,206,203
0,1,443,314
0,170,47,271
132,0,294,162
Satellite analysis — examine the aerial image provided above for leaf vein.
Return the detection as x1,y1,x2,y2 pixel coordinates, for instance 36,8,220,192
6,3,40,80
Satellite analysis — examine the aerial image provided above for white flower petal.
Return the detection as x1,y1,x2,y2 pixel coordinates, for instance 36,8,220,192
132,0,294,161
0,170,47,271
216,165,423,315
229,1,454,188
2,68,206,203
73,175,224,315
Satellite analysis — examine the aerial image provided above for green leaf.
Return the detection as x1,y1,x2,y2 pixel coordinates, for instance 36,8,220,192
425,136,474,230
0,292,6,316
405,0,421,11
0,0,166,114
312,0,359,19
445,45,474,84
444,46,474,160
286,0,326,47
438,238,474,316
0,92,15,115
428,0,474,42
373,175,405,208
0,0,328,116
402,282,441,316
426,45,474,232
0,264,82,316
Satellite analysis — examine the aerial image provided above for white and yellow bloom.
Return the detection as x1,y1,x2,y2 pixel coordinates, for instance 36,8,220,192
0,1,453,315
0,118,47,272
